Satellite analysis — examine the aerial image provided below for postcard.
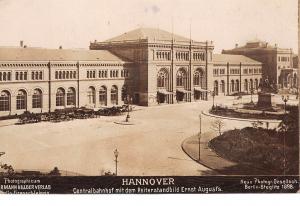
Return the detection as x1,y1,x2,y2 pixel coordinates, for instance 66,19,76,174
0,0,299,194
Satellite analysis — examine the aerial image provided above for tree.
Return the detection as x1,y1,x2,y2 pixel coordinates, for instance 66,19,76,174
0,163,14,176
211,119,225,135
48,167,61,176
278,106,299,146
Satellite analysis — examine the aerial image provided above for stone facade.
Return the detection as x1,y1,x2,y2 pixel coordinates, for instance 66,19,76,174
222,41,298,90
0,48,133,117
211,54,263,96
90,28,214,106
0,28,264,117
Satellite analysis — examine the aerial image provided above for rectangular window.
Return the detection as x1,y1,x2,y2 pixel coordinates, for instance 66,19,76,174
16,95,26,110
32,94,42,108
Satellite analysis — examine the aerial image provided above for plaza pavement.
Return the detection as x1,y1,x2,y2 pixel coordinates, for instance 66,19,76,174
0,94,296,176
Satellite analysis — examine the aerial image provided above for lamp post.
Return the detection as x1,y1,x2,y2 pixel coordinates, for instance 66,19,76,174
283,126,287,176
281,95,289,114
211,91,216,109
114,149,119,176
198,113,202,161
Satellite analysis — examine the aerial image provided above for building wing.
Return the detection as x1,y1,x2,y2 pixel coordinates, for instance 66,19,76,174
0,47,128,62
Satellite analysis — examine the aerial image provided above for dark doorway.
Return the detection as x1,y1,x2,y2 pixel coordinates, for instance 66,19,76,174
157,92,166,104
133,93,139,104
194,91,200,100
176,91,185,102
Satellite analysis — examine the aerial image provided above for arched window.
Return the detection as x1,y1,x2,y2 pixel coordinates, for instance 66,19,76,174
3,72,6,81
87,86,96,105
194,69,204,87
16,72,19,80
244,79,248,91
99,86,107,106
231,80,235,92
63,71,66,79
73,71,76,79
66,71,69,79
255,79,259,90
20,72,23,80
121,85,127,101
157,68,168,89
236,80,240,92
32,72,35,80
111,85,118,105
55,71,58,79
35,71,39,80
0,90,10,111
250,79,253,90
32,89,42,108
39,71,42,80
221,80,225,93
56,88,65,106
7,72,11,80
59,71,62,79
16,89,27,110
176,68,187,88
67,87,76,106
293,73,297,88
0,72,2,81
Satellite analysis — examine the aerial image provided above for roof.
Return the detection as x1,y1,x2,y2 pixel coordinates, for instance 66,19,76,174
225,41,292,52
213,54,261,64
0,47,127,62
105,27,190,42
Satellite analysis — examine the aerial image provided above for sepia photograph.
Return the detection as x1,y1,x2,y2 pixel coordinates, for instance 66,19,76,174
0,0,299,194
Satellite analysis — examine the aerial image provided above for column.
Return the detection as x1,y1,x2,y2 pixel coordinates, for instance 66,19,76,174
107,87,111,107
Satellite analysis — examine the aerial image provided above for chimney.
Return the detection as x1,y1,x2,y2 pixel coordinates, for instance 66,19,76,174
235,43,238,48
20,40,24,48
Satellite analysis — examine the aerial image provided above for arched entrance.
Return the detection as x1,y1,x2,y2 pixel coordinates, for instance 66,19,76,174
193,68,206,100
176,68,188,102
157,68,170,104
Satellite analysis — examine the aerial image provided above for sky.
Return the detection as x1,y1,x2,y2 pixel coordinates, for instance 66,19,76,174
0,0,298,53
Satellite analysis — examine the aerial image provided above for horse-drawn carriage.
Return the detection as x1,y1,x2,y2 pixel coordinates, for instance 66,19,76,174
17,111,41,124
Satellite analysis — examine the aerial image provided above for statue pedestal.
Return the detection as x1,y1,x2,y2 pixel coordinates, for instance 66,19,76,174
257,92,274,108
